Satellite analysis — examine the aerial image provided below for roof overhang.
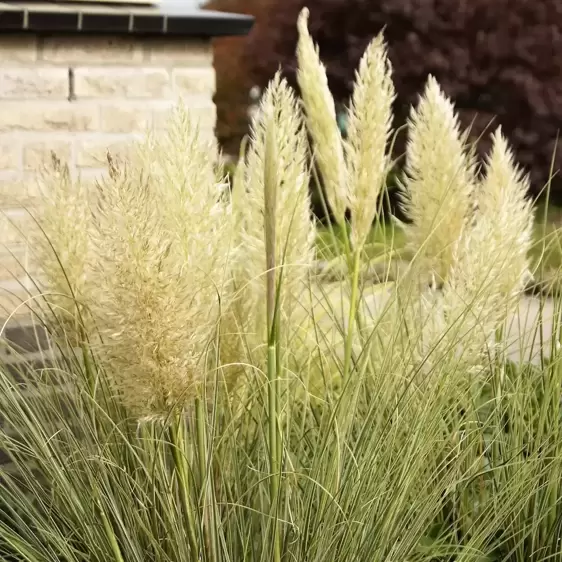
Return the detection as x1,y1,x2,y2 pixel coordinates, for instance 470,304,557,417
0,1,254,37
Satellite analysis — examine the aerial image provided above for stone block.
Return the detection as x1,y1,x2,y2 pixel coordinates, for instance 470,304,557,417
74,67,170,99
0,245,29,283
0,138,21,171
76,137,138,168
0,68,68,99
42,37,143,64
1,321,49,354
99,103,152,133
23,140,72,170
0,102,99,132
0,279,32,319
146,39,212,66
152,101,216,132
0,208,33,247
0,36,38,63
172,67,216,96
0,172,26,209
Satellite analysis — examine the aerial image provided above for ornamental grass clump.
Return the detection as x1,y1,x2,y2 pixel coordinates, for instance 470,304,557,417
31,107,234,419
0,7,560,562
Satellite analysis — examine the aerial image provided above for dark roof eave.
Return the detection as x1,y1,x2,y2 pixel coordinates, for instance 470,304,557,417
0,2,254,37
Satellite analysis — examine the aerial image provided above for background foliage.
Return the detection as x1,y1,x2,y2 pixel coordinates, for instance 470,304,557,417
244,0,562,198
203,0,272,156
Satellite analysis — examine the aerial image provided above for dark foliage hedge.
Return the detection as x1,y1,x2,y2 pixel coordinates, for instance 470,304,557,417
202,0,273,156
246,0,562,199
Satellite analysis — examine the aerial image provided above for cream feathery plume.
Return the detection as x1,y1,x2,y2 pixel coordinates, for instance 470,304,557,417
441,127,534,361
235,72,316,362
401,76,476,284
90,109,232,418
406,128,535,374
149,107,234,329
296,8,348,226
34,156,93,344
473,127,534,299
348,34,395,250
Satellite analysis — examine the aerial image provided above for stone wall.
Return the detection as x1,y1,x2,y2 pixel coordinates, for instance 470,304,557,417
0,34,217,319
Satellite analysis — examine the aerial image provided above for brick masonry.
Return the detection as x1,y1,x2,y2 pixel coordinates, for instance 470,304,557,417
0,35,217,322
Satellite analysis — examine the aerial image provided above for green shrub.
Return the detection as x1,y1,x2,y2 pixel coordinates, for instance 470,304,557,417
0,9,561,562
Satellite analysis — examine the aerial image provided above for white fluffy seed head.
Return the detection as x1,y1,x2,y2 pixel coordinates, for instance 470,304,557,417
296,8,348,226
86,107,234,418
444,128,534,323
232,73,316,363
401,76,476,284
415,127,536,368
34,157,94,345
347,34,395,250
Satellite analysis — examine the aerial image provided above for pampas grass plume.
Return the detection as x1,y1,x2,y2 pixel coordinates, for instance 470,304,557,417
232,73,316,363
401,76,476,284
296,8,348,226
348,34,395,250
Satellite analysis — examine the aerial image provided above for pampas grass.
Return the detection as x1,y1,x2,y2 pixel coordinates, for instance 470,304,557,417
400,76,477,285
297,8,348,227
32,156,93,344
0,8,559,562
228,73,316,367
347,34,395,251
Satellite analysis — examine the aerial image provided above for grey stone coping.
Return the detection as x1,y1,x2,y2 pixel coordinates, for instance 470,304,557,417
0,1,254,37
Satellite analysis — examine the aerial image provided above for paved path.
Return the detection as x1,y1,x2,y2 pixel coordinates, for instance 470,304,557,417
316,283,558,365
504,296,557,363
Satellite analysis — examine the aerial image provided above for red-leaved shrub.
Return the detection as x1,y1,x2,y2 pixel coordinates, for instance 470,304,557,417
203,0,272,156
246,0,562,198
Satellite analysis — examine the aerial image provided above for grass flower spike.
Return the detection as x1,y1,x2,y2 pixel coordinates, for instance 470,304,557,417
35,157,93,344
88,110,231,418
347,34,395,250
401,76,476,283
234,73,316,364
148,107,233,338
474,127,534,298
407,128,535,371
297,8,348,226
91,165,196,417
442,128,534,360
